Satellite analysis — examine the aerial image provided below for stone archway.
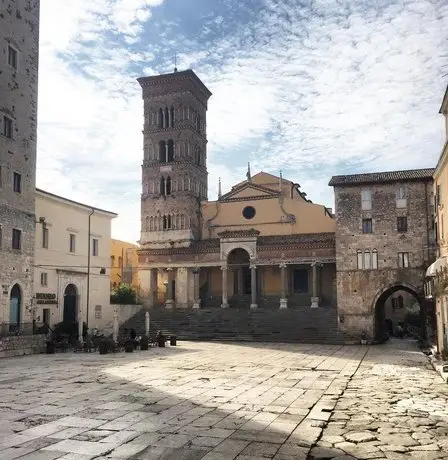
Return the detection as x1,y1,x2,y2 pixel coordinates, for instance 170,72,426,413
9,284,22,331
63,284,78,324
372,282,425,342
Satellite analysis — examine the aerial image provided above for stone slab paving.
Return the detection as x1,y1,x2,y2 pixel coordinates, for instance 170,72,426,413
0,340,446,459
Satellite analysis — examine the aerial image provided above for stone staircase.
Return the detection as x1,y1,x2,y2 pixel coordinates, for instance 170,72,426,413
121,305,358,345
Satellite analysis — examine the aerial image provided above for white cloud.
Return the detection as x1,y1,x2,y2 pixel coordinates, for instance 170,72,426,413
36,0,448,243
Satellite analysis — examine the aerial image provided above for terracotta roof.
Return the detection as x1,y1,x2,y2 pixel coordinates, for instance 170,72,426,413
328,168,435,186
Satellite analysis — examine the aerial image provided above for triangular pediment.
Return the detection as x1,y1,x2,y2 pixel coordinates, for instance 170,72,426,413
220,182,279,201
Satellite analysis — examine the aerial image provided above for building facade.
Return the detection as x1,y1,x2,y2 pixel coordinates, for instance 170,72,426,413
0,0,40,329
330,170,435,341
426,84,448,355
110,239,139,290
34,189,117,328
137,69,337,312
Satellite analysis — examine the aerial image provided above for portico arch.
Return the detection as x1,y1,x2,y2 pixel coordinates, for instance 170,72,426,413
372,282,425,342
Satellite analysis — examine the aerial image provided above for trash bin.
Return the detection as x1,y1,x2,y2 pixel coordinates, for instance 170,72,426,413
46,341,55,354
170,336,177,346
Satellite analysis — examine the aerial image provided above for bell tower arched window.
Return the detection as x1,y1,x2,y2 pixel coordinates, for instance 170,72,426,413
166,176,172,195
167,140,174,162
164,107,169,128
158,108,163,129
159,141,166,163
160,177,165,195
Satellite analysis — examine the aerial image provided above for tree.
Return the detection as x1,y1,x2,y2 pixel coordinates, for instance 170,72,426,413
110,284,137,305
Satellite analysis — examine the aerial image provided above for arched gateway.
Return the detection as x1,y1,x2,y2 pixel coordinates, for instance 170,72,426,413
372,282,426,342
63,284,78,324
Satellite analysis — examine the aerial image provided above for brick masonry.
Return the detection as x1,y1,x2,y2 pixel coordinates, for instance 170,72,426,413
0,1,40,323
0,334,45,358
332,177,435,340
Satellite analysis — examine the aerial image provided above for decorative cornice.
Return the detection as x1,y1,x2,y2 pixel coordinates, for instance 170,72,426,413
220,182,279,201
218,229,260,238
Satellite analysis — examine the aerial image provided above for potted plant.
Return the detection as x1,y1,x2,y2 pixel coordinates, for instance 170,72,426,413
98,339,109,355
360,331,368,345
125,339,134,353
140,336,149,350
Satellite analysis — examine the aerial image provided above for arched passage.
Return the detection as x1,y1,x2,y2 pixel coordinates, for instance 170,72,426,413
63,284,78,324
373,283,426,342
9,284,22,331
227,248,252,297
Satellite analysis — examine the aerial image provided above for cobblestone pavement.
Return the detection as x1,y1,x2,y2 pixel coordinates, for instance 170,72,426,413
0,340,446,460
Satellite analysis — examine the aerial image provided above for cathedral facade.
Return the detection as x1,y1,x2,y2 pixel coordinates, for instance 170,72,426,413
137,70,337,313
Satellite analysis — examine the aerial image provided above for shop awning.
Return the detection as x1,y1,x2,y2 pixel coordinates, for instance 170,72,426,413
426,257,448,277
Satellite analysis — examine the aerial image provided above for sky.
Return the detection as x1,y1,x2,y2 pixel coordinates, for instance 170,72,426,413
37,0,448,243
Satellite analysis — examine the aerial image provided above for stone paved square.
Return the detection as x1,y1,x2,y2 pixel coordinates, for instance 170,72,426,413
0,340,447,459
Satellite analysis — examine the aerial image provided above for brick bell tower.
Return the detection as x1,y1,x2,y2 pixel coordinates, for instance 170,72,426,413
138,69,212,249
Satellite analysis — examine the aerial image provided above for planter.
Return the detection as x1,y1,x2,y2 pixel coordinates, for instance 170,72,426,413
46,341,55,354
98,340,109,355
170,336,177,346
140,336,149,351
125,340,134,353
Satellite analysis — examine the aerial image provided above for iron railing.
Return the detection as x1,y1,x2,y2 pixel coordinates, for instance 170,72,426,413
0,322,46,339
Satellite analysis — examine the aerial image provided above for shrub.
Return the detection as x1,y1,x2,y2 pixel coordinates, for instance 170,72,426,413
110,284,137,305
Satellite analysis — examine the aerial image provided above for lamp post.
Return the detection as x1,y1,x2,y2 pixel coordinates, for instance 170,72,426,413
86,209,95,328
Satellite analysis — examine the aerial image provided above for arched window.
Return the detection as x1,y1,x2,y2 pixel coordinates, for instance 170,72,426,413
166,176,172,195
180,214,185,229
118,256,123,269
357,250,363,269
364,250,371,270
372,249,378,269
160,177,165,195
167,215,172,229
170,106,175,127
164,107,169,128
167,140,174,162
163,215,167,230
159,141,166,162
111,256,115,268
158,108,163,129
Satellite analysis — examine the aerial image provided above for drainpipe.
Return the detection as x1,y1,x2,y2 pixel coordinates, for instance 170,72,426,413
86,208,95,328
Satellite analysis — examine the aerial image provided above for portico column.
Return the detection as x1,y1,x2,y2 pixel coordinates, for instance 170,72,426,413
250,263,258,309
192,268,200,309
166,268,174,309
310,261,321,309
279,263,288,309
221,266,229,308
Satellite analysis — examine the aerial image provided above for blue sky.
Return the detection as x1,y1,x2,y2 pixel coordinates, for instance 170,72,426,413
37,0,448,243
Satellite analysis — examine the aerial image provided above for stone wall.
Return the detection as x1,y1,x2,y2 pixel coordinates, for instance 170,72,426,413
0,0,40,323
0,334,45,359
334,179,435,339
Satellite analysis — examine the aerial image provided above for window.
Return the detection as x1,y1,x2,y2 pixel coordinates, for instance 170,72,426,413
372,249,378,269
12,228,21,250
293,269,308,293
242,206,256,220
69,234,76,253
42,308,50,325
364,250,371,269
2,116,13,138
437,184,441,207
8,45,18,69
111,255,115,268
398,252,409,268
362,218,373,234
361,189,371,210
42,226,49,249
40,272,48,287
92,238,99,256
357,250,363,269
397,216,408,232
13,172,21,193
396,186,407,208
